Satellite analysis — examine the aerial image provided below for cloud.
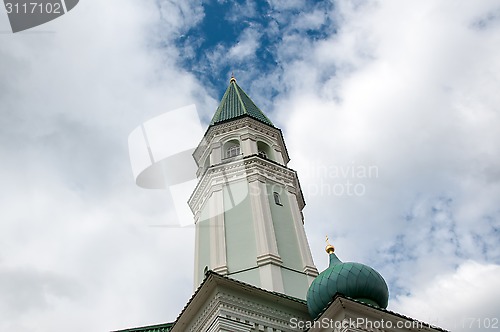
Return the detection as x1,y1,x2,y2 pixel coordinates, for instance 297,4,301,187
1,0,500,330
265,0,500,324
391,261,500,332
267,0,306,12
0,266,81,316
290,8,328,31
156,0,205,38
228,26,262,61
224,0,259,22
0,0,209,330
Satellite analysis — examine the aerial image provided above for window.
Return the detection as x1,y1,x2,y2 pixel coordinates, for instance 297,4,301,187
223,139,241,159
226,145,240,158
257,141,273,161
273,192,282,206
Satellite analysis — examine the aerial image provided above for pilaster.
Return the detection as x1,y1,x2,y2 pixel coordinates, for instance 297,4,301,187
210,142,222,165
209,185,228,275
241,133,257,156
248,175,281,257
287,188,318,279
272,144,285,165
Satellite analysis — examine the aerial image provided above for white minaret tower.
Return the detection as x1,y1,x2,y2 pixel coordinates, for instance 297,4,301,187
188,77,318,300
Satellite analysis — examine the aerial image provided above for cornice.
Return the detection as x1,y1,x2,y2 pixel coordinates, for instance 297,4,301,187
188,155,304,214
190,290,309,332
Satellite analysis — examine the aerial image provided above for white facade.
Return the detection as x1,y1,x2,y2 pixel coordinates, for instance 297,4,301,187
168,272,446,332
170,272,311,332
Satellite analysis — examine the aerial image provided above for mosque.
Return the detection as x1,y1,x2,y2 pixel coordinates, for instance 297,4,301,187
115,78,447,332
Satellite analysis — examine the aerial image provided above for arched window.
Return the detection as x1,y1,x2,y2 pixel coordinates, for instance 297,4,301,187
257,141,273,161
224,139,241,159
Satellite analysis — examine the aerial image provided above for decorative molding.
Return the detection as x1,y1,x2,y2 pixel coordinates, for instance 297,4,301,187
213,265,229,275
303,265,319,277
189,156,303,213
256,253,283,267
186,290,309,332
240,133,256,141
193,117,290,167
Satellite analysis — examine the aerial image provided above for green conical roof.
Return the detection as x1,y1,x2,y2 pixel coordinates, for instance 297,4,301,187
307,252,389,319
209,78,274,127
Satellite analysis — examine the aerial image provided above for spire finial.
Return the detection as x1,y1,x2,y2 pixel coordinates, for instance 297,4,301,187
325,235,335,254
230,72,236,83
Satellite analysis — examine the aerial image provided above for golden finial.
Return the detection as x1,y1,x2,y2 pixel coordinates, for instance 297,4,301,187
325,235,335,254
230,72,236,83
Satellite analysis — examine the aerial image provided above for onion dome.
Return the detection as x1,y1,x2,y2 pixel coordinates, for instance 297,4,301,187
306,239,389,318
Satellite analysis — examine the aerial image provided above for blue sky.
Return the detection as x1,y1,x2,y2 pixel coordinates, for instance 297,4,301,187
1,1,500,331
175,0,335,95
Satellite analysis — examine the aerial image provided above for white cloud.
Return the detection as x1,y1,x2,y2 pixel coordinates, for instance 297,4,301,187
156,0,205,39
2,0,500,330
267,0,305,11
268,0,500,324
225,0,259,22
0,0,208,330
290,8,328,31
391,261,500,332
228,26,261,61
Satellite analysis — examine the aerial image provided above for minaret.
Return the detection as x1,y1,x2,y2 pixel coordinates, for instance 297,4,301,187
188,77,318,300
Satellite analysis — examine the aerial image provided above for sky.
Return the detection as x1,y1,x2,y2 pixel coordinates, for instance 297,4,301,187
1,0,500,331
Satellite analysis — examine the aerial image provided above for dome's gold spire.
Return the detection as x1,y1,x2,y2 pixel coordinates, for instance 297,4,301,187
325,235,335,254
230,72,236,83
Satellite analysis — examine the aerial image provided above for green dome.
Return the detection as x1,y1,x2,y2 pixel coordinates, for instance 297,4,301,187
306,253,389,318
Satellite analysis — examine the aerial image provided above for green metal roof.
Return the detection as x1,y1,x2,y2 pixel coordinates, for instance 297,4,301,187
306,253,389,319
209,78,274,127
112,322,173,332
305,294,450,332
